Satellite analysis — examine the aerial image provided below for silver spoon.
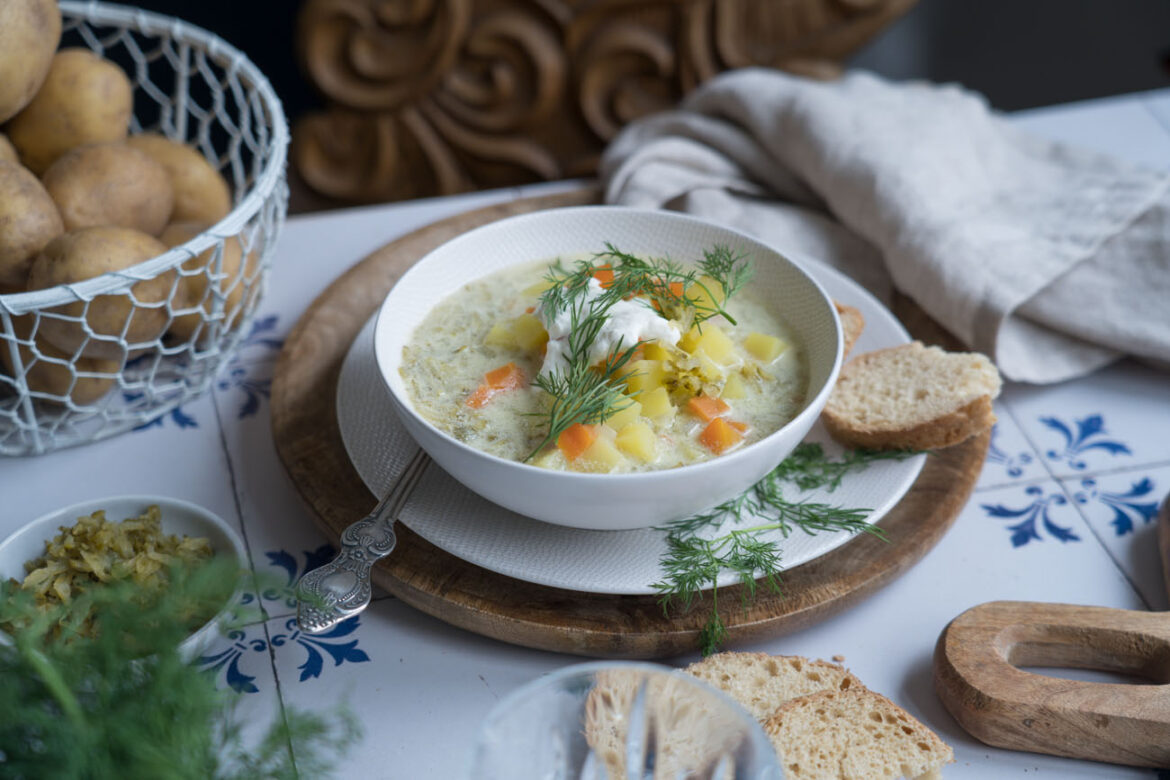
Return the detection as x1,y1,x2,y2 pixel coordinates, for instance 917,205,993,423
295,450,430,633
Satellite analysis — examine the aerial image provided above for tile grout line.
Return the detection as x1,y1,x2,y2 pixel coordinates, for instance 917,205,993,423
997,397,1057,481
1002,397,1155,609
1054,475,1153,611
210,388,276,624
1044,457,1170,484
259,617,301,775
211,386,299,764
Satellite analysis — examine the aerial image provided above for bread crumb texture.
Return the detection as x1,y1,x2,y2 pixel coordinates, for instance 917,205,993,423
685,653,953,780
584,668,745,780
764,688,953,780
684,652,859,722
822,341,1001,450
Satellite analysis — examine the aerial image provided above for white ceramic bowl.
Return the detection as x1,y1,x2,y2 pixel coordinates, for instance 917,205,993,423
0,495,248,655
373,206,842,530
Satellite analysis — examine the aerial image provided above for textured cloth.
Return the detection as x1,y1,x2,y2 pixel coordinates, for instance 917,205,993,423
600,68,1170,383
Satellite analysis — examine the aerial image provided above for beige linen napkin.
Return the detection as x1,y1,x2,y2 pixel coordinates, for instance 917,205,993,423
600,68,1170,383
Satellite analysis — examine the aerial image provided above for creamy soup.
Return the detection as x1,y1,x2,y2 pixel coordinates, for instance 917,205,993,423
400,254,807,473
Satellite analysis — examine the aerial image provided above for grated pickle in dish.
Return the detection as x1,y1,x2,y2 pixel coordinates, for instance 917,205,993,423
3,505,213,637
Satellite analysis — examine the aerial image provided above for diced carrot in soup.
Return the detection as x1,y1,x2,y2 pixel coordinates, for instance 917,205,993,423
465,385,495,409
686,395,729,422
484,362,526,390
699,417,743,454
466,362,527,408
557,423,599,461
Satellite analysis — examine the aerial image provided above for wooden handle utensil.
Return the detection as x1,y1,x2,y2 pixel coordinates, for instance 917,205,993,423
934,495,1170,767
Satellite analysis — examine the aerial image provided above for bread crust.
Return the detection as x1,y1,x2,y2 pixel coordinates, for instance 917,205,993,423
821,341,1000,451
764,687,954,780
823,393,995,450
834,301,865,359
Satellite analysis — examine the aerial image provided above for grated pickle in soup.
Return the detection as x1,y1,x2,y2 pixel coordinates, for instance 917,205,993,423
399,253,808,473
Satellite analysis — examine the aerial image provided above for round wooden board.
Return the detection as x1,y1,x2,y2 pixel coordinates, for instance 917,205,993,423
271,187,989,659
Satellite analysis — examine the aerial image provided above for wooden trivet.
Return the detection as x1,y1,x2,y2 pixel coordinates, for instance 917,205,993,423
271,187,988,658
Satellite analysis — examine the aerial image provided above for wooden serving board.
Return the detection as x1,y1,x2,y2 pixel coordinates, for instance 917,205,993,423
270,187,989,659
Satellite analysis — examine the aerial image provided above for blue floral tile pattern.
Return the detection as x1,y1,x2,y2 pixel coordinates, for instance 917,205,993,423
198,626,270,694
1072,477,1160,537
981,485,1082,547
269,615,370,682
215,315,283,419
216,363,271,419
1039,414,1130,471
235,314,284,360
197,612,370,693
985,423,1034,479
128,402,199,431
262,544,337,610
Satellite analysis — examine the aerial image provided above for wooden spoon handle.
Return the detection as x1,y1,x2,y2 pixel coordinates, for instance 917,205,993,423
934,600,1170,767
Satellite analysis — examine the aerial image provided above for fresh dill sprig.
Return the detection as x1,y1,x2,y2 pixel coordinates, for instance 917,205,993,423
652,444,918,656
0,559,359,778
526,244,751,460
772,442,918,492
526,341,640,461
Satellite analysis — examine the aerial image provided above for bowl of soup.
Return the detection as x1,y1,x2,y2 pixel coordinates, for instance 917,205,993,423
373,207,843,530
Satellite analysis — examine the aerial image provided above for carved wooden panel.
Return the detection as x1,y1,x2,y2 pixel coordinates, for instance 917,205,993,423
293,0,917,203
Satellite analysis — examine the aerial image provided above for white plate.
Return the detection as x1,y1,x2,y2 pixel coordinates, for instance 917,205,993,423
336,260,925,595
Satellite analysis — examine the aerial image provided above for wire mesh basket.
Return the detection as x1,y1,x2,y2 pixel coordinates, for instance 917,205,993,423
0,1,289,456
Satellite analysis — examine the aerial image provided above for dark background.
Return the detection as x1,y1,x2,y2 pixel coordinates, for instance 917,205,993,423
132,0,1170,123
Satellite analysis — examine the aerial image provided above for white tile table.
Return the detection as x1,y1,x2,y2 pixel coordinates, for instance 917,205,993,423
3,89,1169,779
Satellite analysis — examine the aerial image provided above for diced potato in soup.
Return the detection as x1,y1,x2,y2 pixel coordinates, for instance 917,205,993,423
399,252,808,473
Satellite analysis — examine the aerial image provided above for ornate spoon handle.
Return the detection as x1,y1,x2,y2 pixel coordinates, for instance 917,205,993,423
296,450,430,634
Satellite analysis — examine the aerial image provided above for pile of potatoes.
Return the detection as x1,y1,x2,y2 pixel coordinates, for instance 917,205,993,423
0,0,254,406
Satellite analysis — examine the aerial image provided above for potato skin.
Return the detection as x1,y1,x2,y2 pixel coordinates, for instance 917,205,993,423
0,0,61,123
0,160,64,287
27,226,174,359
159,222,256,341
127,134,232,225
7,49,133,174
0,133,18,165
43,143,175,235
0,315,117,405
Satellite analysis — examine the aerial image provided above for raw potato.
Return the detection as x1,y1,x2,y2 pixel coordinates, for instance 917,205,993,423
0,315,117,405
159,222,256,342
43,143,175,234
27,227,174,359
0,161,64,288
127,134,232,224
0,133,18,165
0,0,61,123
7,48,133,174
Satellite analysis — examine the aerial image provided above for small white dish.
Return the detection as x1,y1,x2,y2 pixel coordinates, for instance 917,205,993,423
372,206,843,531
0,495,248,655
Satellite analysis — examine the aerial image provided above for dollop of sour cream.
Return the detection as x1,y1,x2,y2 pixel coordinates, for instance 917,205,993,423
537,278,680,378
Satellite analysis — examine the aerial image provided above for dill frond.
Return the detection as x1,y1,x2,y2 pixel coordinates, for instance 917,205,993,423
652,445,918,655
0,559,360,778
527,243,752,460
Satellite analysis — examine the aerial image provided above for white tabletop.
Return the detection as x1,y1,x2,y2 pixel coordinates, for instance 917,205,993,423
4,88,1170,779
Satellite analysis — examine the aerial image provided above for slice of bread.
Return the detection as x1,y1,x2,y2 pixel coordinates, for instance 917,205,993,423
584,669,742,779
684,652,861,722
763,687,954,780
834,301,865,359
822,341,1001,450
